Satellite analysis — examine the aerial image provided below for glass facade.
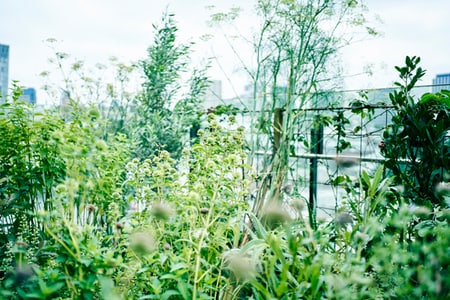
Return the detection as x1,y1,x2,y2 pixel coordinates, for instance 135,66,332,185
0,44,9,101
20,87,37,104
432,73,450,93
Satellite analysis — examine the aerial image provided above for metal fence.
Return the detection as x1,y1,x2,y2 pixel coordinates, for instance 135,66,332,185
234,84,448,219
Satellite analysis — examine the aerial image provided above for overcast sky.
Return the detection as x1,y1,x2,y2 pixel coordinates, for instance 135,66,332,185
1,0,449,104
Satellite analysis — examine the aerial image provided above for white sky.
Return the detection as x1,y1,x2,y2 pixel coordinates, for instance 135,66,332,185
1,0,450,105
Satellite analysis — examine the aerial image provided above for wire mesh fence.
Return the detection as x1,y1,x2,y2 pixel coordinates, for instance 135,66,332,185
234,84,449,219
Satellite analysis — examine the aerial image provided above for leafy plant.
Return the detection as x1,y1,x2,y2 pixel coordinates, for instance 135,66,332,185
382,56,450,208
118,115,251,299
0,83,65,274
210,0,379,228
135,11,210,160
0,85,131,299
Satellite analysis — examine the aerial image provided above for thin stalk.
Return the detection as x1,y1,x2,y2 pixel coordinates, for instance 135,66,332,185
192,186,217,300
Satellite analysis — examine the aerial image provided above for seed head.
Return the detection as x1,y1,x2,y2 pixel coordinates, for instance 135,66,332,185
224,249,257,280
130,232,156,255
200,207,209,215
290,198,305,213
197,129,205,137
86,204,96,213
151,202,174,221
261,202,292,229
334,212,353,228
282,183,293,195
115,222,125,231
159,150,171,160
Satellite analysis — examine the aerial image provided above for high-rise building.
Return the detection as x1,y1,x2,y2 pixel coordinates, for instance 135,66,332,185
0,44,9,101
432,73,450,93
20,87,36,105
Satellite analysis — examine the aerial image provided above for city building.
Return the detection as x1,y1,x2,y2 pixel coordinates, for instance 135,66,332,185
432,73,450,93
20,87,36,105
60,90,71,106
0,44,9,101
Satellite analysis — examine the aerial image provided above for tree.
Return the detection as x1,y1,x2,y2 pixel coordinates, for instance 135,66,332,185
215,0,377,228
135,11,210,159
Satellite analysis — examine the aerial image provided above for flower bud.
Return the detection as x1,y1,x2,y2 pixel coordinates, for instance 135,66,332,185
200,207,209,215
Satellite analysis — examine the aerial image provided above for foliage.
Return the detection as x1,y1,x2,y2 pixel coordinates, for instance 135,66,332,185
0,83,66,271
0,85,131,298
42,12,212,161
135,11,210,160
211,0,379,227
0,114,252,299
1,4,449,299
117,115,250,299
1,81,450,298
382,56,450,208
41,38,140,139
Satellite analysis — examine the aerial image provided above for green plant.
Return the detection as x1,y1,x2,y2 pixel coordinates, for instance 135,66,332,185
1,199,126,299
41,39,140,141
0,85,132,298
115,115,251,299
135,11,210,160
382,56,450,208
0,84,66,274
54,101,131,223
210,0,379,228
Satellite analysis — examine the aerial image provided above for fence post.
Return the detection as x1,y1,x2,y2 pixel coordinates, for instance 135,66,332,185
273,108,283,154
309,115,323,230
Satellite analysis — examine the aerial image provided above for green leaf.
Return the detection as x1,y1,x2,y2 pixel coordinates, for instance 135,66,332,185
419,93,438,104
167,262,190,277
99,276,121,300
177,279,191,300
405,56,411,67
331,175,348,186
245,212,267,240
161,290,181,300
39,280,65,296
